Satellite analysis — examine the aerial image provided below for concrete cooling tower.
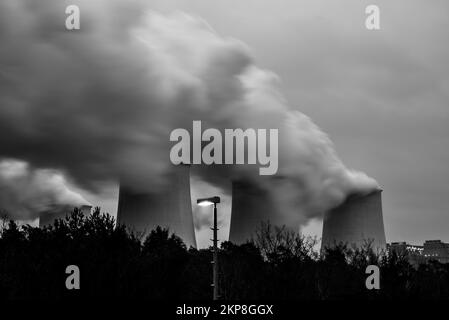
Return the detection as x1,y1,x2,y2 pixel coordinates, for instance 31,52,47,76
321,189,386,253
117,165,197,248
39,205,92,227
229,180,292,244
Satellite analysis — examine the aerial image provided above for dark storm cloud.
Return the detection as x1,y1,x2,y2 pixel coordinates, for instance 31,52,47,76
0,0,379,223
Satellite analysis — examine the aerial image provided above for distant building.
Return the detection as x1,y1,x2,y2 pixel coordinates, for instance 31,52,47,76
387,242,425,266
423,240,449,264
387,240,449,266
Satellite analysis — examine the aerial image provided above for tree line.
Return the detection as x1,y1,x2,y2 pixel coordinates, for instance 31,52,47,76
0,208,449,300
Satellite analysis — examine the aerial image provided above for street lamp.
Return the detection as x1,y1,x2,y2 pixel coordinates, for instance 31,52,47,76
197,196,221,300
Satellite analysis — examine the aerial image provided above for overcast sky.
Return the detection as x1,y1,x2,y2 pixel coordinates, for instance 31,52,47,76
2,0,448,248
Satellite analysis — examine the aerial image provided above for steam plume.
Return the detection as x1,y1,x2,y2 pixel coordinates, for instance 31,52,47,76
0,0,378,224
0,159,89,220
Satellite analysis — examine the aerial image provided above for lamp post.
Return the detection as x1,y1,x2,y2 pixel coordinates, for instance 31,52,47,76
197,196,221,300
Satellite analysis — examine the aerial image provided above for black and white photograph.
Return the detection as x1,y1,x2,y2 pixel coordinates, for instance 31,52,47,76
0,0,448,316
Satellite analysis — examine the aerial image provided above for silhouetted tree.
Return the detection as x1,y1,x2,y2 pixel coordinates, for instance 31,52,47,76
141,226,189,299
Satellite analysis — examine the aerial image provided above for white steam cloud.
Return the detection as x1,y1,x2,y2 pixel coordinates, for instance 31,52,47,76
0,159,89,220
0,0,378,224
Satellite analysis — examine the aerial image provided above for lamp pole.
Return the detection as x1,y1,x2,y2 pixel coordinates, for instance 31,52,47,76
196,196,220,300
212,202,218,300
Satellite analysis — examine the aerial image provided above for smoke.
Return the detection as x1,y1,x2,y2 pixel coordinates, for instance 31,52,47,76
0,0,378,224
0,159,89,220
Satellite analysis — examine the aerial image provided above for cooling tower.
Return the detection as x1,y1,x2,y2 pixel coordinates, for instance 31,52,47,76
39,204,92,227
117,164,197,248
321,189,386,253
229,179,292,244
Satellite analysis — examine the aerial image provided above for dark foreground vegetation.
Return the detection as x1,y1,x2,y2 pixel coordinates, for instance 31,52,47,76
1,208,449,300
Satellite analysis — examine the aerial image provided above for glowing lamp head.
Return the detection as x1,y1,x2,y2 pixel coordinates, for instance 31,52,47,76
197,200,214,207
197,196,220,206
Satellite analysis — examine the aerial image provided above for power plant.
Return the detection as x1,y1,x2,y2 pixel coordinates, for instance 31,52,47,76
34,168,384,252
229,179,292,244
321,189,386,253
116,164,197,248
39,204,92,227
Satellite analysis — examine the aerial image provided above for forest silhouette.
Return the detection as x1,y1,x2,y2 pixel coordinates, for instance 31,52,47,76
1,208,449,300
